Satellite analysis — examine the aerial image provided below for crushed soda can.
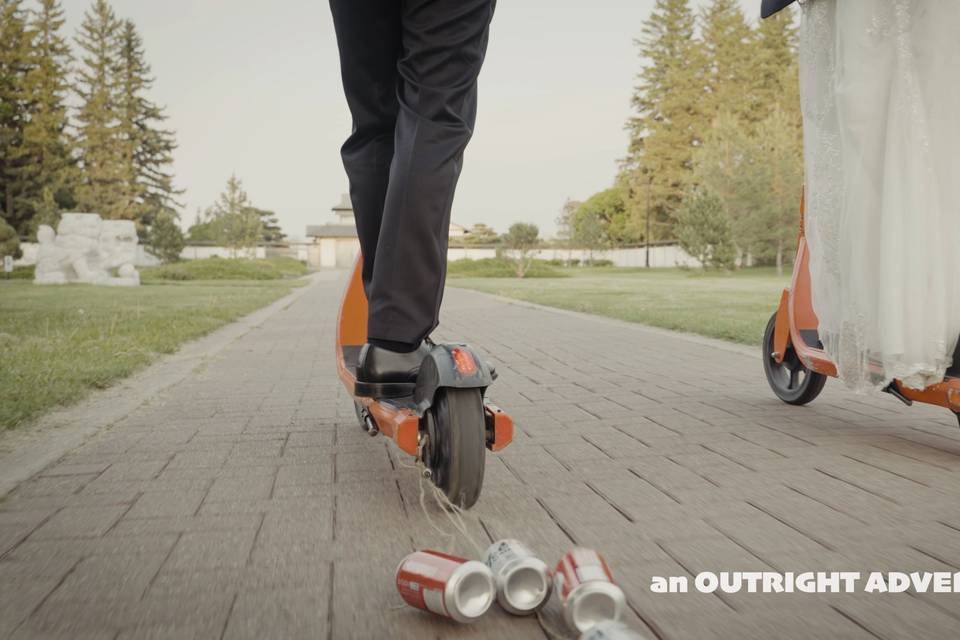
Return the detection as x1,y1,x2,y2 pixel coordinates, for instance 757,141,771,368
579,620,650,640
554,547,627,632
395,550,495,623
483,539,553,615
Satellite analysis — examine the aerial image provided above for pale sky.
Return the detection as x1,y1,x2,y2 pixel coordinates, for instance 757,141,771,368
61,0,761,240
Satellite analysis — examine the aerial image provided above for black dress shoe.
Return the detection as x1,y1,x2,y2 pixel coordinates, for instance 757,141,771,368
355,342,430,398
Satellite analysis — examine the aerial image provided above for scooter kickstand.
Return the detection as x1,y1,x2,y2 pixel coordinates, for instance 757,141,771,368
882,382,913,407
358,407,379,436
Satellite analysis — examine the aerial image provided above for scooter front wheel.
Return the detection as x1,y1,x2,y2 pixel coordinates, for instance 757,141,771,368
423,387,486,509
762,312,827,406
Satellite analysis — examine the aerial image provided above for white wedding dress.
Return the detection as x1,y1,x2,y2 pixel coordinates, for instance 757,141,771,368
800,0,960,392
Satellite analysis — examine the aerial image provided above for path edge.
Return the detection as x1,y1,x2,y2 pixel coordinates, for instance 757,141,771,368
0,273,330,499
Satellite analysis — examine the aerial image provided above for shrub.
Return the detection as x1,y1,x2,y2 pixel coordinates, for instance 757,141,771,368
0,218,21,260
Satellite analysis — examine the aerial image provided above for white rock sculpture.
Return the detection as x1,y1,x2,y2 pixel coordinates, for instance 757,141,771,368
34,213,141,286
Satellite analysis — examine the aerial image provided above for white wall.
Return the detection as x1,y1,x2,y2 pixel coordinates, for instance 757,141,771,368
179,246,267,260
16,239,701,270
446,245,701,268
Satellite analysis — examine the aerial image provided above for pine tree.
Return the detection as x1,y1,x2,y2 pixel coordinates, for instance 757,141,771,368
624,0,705,239
246,206,283,242
754,105,801,274
116,19,180,230
675,189,736,270
206,175,261,256
146,209,184,263
699,0,755,125
0,0,30,231
753,10,800,146
693,111,764,259
12,0,74,234
74,0,127,219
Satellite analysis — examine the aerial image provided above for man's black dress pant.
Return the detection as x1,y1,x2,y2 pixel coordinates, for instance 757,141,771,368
329,0,496,349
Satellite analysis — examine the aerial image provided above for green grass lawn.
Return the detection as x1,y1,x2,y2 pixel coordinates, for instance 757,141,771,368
0,266,304,429
451,266,789,346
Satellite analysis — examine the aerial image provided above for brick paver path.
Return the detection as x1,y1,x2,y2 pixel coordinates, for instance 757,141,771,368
2,275,960,639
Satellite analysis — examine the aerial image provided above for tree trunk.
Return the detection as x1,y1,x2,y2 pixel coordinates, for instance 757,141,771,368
776,239,784,277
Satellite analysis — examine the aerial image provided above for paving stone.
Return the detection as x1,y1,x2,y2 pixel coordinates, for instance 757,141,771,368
5,276,960,638
28,505,127,540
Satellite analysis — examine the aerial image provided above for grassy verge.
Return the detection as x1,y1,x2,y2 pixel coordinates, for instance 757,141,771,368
450,266,789,345
141,256,309,281
0,265,304,429
447,257,567,278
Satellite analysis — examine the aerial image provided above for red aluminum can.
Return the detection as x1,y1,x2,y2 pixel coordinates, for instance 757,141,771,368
554,548,627,633
395,550,495,623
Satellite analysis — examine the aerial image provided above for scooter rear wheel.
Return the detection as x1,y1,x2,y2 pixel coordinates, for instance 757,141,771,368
762,312,827,406
423,388,486,509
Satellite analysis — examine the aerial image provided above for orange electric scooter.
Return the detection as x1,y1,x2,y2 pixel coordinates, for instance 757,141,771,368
336,256,514,508
763,195,960,424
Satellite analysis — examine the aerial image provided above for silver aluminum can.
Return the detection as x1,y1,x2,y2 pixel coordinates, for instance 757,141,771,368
395,550,495,623
483,539,552,615
554,547,627,633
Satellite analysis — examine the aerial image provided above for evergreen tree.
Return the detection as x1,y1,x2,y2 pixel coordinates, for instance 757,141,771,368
146,209,184,263
754,105,801,274
12,0,74,234
0,0,30,230
692,111,764,259
74,0,127,219
700,0,754,124
554,200,580,247
0,215,21,258
625,0,705,239
675,189,735,270
116,19,180,230
246,206,284,242
753,10,801,153
205,174,261,255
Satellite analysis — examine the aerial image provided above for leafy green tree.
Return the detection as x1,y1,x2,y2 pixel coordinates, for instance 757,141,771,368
501,222,540,278
676,190,735,270
624,0,705,238
0,215,21,259
574,186,637,247
0,0,30,229
116,19,180,229
74,0,127,219
10,0,74,234
462,223,498,245
146,209,184,263
700,0,754,125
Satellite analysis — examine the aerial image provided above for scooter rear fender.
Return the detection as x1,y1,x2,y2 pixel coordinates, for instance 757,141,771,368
414,344,494,412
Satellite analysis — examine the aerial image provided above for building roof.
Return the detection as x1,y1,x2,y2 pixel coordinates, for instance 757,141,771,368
332,193,353,213
305,224,358,238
